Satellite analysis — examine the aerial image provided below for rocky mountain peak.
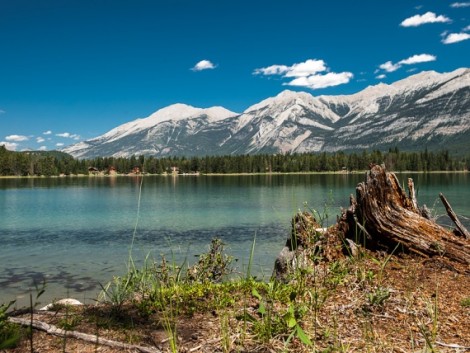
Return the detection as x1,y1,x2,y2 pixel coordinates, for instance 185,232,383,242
63,68,470,159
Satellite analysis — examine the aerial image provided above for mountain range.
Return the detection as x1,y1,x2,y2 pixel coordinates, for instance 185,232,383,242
63,68,470,159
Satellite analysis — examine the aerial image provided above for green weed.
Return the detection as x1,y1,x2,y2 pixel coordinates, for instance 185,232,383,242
188,238,234,283
98,274,133,313
461,297,470,307
366,287,390,308
0,301,22,349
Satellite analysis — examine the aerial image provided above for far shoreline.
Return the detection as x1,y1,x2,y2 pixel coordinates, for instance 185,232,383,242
0,169,469,179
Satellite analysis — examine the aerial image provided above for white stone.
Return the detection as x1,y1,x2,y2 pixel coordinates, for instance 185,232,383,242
39,298,83,311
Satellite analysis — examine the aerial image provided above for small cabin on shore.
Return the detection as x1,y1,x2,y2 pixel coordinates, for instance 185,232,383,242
88,167,99,175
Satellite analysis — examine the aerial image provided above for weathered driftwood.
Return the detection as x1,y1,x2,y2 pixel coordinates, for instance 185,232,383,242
346,165,470,265
9,317,162,353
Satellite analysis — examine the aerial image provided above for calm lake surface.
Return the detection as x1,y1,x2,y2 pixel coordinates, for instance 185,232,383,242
1,173,469,307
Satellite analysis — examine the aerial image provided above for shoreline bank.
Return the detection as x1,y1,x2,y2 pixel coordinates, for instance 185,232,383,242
1,169,468,179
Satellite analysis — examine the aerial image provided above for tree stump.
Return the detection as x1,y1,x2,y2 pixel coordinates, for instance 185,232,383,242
274,165,469,280
349,165,470,265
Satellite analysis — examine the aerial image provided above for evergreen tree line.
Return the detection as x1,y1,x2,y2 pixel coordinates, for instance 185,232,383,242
0,145,468,177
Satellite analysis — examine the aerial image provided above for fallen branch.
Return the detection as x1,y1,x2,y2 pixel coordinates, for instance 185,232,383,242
439,192,470,239
418,338,470,350
434,340,470,350
9,317,162,353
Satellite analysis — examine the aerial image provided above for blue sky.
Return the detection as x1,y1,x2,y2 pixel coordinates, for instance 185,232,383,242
1,0,469,151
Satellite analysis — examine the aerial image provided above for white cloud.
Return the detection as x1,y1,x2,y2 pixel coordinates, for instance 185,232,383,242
56,132,80,139
43,130,52,135
285,59,327,77
254,59,326,77
5,134,29,142
442,32,470,43
56,143,64,147
450,2,470,7
400,12,451,27
253,64,290,76
36,137,45,143
56,132,71,138
379,61,401,73
1,141,18,150
254,59,352,89
191,60,216,71
464,25,470,31
376,74,387,79
285,72,354,89
399,54,436,65
38,146,47,151
379,53,436,73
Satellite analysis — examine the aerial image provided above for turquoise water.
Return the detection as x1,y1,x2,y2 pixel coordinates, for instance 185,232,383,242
1,173,469,307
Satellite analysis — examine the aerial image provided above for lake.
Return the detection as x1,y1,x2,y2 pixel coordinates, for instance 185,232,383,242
1,172,469,307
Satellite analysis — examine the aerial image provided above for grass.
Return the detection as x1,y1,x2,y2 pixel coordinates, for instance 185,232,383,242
73,221,466,352
3,236,470,352
92,232,332,350
0,301,22,349
461,297,470,308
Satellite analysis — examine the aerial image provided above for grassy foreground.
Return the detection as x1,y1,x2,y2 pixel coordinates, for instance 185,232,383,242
2,233,470,353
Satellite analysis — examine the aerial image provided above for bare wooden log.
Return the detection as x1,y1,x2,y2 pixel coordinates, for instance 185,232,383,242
439,192,470,240
9,317,162,353
353,165,470,265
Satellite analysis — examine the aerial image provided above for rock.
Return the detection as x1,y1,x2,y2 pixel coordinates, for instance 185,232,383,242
272,212,320,281
273,212,346,282
273,246,296,281
39,298,83,311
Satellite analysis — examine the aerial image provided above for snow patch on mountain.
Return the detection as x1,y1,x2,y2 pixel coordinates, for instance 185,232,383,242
101,104,238,144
